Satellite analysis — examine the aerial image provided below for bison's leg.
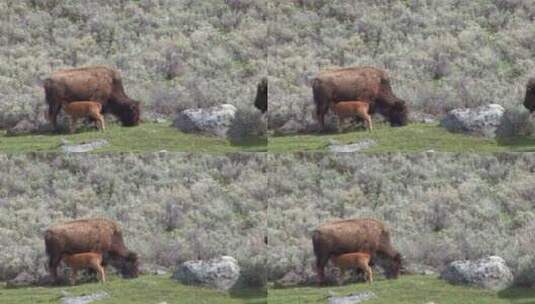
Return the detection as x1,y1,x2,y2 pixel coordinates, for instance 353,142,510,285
48,254,62,282
315,254,329,285
48,102,62,130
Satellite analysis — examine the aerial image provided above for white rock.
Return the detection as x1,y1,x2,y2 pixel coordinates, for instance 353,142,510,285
60,291,109,304
328,139,377,153
328,291,377,304
172,104,237,137
440,104,505,137
440,256,513,291
172,256,240,291
61,139,109,153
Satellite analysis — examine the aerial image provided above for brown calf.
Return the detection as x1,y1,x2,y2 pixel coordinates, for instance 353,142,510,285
61,101,105,133
330,252,373,284
330,101,373,131
61,252,106,285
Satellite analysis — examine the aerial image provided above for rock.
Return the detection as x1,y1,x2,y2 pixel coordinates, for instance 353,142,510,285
274,269,317,288
172,104,237,137
60,291,109,304
403,263,438,276
172,256,240,291
440,256,513,291
155,118,168,124
140,264,169,276
6,271,37,288
328,291,377,304
61,139,109,153
440,104,505,137
328,139,377,153
275,118,305,135
409,111,438,124
6,119,39,136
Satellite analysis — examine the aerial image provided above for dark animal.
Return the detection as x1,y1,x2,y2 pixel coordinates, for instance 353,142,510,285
44,218,139,282
524,78,535,113
312,218,401,284
255,77,267,113
312,66,408,129
44,65,141,129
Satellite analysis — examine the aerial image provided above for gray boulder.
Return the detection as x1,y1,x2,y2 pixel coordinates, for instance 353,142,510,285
173,104,237,137
172,256,240,291
6,119,40,136
440,104,505,137
440,256,513,291
6,271,37,288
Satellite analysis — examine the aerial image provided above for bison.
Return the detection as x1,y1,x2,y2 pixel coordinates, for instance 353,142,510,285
312,218,401,284
312,66,408,130
44,218,139,282
44,65,141,129
61,252,106,285
255,77,267,113
524,78,535,113
62,101,106,133
331,101,373,132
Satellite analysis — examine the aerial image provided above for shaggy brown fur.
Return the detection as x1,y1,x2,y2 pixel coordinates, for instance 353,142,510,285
331,252,373,284
331,101,373,131
44,65,141,129
312,66,408,129
62,101,105,133
312,218,401,284
44,218,139,282
62,252,106,285
255,77,267,113
524,78,535,113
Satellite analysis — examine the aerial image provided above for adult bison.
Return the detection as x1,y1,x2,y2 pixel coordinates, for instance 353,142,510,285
44,218,139,282
44,65,141,129
312,218,402,284
523,77,535,113
312,66,408,130
255,77,267,113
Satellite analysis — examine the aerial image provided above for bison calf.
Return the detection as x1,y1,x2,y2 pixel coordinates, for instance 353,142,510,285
331,101,372,131
62,252,106,285
62,101,105,133
331,252,373,284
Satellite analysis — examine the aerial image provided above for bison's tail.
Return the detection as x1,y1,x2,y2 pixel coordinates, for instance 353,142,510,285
311,230,322,261
44,230,53,258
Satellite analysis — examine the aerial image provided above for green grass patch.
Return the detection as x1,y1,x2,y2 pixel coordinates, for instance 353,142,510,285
0,122,267,153
268,275,535,304
268,123,535,152
0,275,266,304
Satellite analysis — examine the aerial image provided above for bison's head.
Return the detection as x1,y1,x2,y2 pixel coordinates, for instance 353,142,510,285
387,100,408,127
119,100,141,126
524,78,535,113
111,251,139,278
384,252,402,279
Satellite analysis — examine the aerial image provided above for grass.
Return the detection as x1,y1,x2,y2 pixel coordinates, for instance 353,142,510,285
0,275,266,304
268,275,535,304
268,123,535,153
0,122,267,153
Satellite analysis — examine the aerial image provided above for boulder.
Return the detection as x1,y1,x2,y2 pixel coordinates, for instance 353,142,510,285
440,256,513,291
328,291,377,304
274,269,317,288
440,104,505,137
172,104,237,137
172,256,240,291
6,271,37,288
6,119,40,136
